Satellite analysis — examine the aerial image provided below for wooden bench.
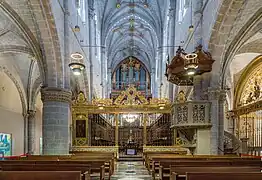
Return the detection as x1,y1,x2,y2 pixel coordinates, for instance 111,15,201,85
150,157,261,179
25,153,115,175
144,154,241,172
185,172,262,180
169,166,261,180
0,164,91,180
0,171,82,180
0,160,110,180
1,156,114,179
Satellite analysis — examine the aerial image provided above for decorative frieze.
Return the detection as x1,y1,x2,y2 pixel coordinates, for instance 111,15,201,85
41,87,72,103
71,146,118,153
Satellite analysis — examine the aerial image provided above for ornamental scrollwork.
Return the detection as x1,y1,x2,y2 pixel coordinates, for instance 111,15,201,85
193,104,205,123
239,65,262,107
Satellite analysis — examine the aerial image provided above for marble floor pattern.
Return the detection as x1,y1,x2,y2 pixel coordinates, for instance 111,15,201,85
110,161,152,180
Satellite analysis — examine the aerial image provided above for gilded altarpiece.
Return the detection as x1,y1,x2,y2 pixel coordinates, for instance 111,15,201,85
234,56,262,154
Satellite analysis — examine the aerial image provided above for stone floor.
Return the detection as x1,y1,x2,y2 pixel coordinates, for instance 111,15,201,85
110,161,152,180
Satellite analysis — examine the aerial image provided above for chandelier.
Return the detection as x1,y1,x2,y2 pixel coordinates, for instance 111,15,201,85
184,52,198,75
165,45,214,86
69,52,85,76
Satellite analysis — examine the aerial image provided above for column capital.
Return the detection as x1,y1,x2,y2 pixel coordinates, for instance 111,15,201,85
41,87,72,103
27,110,36,118
207,88,226,101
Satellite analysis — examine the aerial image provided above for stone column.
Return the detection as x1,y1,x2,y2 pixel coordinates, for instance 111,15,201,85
157,47,163,97
192,0,203,47
208,88,226,155
41,87,72,155
143,114,147,146
23,113,28,154
28,110,36,154
101,47,106,98
88,7,95,99
193,75,202,100
218,92,226,154
114,114,119,146
227,110,236,134
107,68,112,98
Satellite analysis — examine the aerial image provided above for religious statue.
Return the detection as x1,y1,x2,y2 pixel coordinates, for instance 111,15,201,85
246,92,253,104
77,91,86,103
176,90,186,103
254,80,260,100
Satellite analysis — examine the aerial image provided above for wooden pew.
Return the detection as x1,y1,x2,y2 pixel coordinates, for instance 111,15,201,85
150,156,261,178
0,164,91,180
185,172,262,180
2,154,114,179
25,153,115,176
0,160,109,180
0,171,82,180
169,166,261,180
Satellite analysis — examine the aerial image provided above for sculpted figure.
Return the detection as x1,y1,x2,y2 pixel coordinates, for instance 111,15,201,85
176,90,186,103
246,92,253,104
254,80,260,99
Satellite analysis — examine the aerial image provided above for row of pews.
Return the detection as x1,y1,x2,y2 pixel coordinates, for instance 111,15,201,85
143,152,262,180
0,151,115,180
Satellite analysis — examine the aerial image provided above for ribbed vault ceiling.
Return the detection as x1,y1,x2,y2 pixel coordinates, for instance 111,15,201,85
98,0,170,71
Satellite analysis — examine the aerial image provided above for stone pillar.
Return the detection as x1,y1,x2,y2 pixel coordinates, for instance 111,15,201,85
201,73,211,99
114,114,119,146
41,87,72,155
151,68,156,97
101,47,106,98
208,88,226,155
23,113,28,154
28,110,36,154
227,110,236,134
157,47,163,97
193,75,202,100
107,68,112,98
143,114,147,146
63,0,70,89
88,7,95,99
192,0,203,47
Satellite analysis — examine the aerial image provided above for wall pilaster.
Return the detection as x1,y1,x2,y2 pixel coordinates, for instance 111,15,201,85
41,87,72,155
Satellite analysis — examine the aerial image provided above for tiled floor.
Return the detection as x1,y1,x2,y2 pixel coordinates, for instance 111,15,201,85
111,161,152,180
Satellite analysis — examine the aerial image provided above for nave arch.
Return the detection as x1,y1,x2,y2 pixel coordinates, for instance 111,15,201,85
0,71,24,155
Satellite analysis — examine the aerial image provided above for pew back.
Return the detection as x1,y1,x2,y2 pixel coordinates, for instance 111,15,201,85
0,171,81,180
186,172,262,180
